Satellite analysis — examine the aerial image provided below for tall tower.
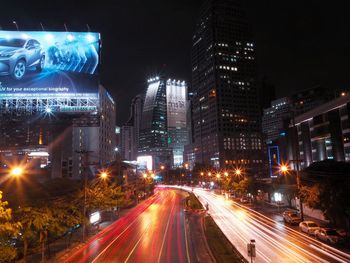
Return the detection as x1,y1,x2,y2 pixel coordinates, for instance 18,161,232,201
191,0,263,174
138,77,172,168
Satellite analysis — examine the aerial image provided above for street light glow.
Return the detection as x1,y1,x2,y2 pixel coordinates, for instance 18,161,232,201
143,173,147,179
280,164,289,173
100,172,108,179
216,173,221,178
224,172,228,177
10,167,23,177
235,169,241,176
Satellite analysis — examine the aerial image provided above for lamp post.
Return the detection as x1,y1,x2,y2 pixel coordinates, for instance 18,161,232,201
10,166,24,177
216,173,221,191
143,173,147,195
280,163,304,220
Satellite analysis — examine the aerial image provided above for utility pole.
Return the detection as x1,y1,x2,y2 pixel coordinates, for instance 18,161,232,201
291,110,304,221
75,150,92,242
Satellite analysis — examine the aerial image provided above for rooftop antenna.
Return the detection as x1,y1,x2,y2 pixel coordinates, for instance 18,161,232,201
64,23,68,32
40,22,45,31
86,24,91,32
12,21,19,31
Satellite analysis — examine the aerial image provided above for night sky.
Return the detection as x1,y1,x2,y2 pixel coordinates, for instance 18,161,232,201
1,0,350,125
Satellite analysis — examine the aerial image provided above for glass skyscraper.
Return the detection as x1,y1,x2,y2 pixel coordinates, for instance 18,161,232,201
189,0,264,174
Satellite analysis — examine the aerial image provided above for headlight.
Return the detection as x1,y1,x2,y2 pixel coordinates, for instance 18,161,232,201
0,51,15,57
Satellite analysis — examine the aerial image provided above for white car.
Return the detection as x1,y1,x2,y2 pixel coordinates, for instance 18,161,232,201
299,221,320,235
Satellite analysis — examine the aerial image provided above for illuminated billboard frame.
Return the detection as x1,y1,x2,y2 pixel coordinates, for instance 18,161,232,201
0,30,100,97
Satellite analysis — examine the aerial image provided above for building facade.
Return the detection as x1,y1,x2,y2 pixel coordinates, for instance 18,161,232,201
121,124,135,161
0,85,116,179
189,0,263,173
290,94,350,169
138,77,188,168
262,97,292,144
166,79,188,166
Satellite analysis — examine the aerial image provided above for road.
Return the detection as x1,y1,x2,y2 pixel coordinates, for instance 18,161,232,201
65,189,192,263
171,186,350,263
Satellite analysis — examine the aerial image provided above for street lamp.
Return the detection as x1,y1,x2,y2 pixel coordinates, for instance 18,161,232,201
224,172,228,177
99,171,108,180
235,169,241,176
200,172,204,176
280,164,289,174
208,172,212,176
10,166,24,177
160,165,165,170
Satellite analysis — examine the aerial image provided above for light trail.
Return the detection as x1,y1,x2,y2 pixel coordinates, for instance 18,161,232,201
164,185,350,263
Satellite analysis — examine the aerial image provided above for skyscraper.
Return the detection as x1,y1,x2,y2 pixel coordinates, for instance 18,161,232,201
138,77,171,168
190,0,263,173
138,76,188,168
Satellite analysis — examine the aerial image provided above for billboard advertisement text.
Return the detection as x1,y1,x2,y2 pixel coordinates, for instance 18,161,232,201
0,31,100,97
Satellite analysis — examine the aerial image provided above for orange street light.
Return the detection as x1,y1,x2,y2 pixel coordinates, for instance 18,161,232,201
100,172,108,179
235,169,241,176
10,166,24,177
160,165,165,170
184,163,189,169
216,173,221,179
143,173,147,179
280,164,289,174
208,172,212,176
150,173,155,178
224,172,228,177
200,172,204,176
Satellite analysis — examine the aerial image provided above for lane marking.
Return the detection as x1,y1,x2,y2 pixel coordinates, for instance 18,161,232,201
124,223,152,263
91,196,163,263
183,201,192,263
157,191,176,263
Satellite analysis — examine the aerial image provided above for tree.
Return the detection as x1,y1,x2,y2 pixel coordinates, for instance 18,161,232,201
16,206,52,261
301,161,350,228
0,191,20,263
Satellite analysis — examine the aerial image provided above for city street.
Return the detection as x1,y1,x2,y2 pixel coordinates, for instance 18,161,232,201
172,186,350,263
65,189,192,263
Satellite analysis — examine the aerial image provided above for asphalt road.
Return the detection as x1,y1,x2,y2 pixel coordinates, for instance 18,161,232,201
171,186,350,263
65,189,192,263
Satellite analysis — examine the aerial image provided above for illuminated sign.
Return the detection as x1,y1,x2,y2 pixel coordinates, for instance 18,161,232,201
0,31,100,97
166,80,187,128
59,106,97,112
89,212,101,224
137,155,153,171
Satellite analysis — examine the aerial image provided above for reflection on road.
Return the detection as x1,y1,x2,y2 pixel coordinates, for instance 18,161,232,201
168,186,350,263
66,189,191,263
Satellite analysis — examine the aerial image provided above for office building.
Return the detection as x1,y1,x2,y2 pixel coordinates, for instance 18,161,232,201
189,0,263,173
289,94,350,169
138,76,188,168
0,85,116,179
262,97,292,143
121,124,135,161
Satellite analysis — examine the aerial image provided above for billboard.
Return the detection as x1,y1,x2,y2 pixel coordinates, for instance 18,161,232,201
0,31,100,97
137,155,153,171
166,79,187,128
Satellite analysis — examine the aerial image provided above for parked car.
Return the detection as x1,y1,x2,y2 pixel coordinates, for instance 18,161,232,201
240,197,249,203
299,221,320,235
315,228,344,244
283,211,302,225
0,38,45,80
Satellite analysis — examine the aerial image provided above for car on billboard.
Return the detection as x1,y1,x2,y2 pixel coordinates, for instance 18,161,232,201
0,38,45,80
